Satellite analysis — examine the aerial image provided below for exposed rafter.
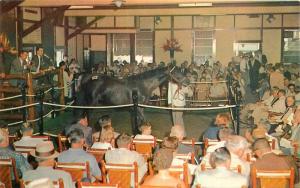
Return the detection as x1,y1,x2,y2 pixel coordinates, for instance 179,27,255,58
67,16,104,40
0,0,24,15
23,6,69,37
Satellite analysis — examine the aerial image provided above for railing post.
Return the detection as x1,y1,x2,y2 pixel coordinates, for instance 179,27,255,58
234,83,241,135
132,89,139,135
38,89,44,135
20,84,27,122
26,73,35,121
50,83,55,118
57,67,65,108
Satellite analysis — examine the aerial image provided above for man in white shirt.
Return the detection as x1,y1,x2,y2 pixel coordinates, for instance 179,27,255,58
268,89,286,114
105,133,147,185
168,80,193,134
193,147,248,188
14,123,44,147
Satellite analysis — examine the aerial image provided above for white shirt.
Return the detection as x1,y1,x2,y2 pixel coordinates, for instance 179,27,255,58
14,136,45,147
168,82,193,107
268,96,286,113
91,142,113,150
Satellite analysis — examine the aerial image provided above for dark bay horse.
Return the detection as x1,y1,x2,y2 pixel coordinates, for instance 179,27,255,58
75,65,188,133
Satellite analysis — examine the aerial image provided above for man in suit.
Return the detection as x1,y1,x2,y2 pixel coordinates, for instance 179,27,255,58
31,47,54,73
248,55,261,92
10,50,29,86
193,147,248,188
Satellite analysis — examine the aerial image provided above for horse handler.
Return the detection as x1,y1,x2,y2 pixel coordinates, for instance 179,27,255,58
168,79,193,136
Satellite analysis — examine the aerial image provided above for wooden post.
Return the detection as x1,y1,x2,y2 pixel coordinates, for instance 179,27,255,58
26,73,35,121
132,89,138,135
57,67,65,112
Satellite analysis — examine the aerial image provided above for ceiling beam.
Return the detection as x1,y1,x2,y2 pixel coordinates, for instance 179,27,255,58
23,6,69,37
67,16,104,40
0,1,24,15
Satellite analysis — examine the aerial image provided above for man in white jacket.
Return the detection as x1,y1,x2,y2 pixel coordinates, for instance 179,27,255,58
168,80,193,135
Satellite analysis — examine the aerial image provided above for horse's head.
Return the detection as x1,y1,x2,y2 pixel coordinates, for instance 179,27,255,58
167,65,190,86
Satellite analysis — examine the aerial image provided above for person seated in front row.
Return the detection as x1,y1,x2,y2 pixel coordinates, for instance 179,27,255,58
23,141,74,188
142,148,186,188
105,133,148,185
206,127,235,154
193,147,248,188
203,113,231,140
170,124,194,154
58,128,101,182
91,126,115,150
65,111,92,147
92,115,119,142
201,135,250,178
134,122,154,139
14,122,45,147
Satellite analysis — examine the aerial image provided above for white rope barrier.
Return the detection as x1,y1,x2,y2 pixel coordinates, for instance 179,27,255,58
0,103,39,112
27,110,54,123
0,94,23,101
190,80,227,84
43,102,134,109
138,104,236,111
186,99,228,103
8,120,24,126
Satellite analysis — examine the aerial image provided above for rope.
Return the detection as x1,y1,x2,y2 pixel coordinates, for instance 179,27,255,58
186,99,228,103
138,104,236,111
7,120,24,126
0,94,22,101
27,110,54,123
190,80,227,84
0,103,39,112
43,102,134,109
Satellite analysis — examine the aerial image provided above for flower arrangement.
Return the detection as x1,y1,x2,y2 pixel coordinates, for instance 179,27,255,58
162,38,183,52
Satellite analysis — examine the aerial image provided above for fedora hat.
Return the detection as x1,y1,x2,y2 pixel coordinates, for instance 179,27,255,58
30,141,59,160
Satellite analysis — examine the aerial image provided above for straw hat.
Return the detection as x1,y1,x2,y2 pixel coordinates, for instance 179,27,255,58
30,141,59,160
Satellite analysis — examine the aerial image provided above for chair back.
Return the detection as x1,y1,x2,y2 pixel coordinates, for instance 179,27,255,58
132,138,156,159
55,162,91,182
31,135,50,141
86,148,111,163
0,158,19,188
57,135,68,152
20,178,64,188
195,185,246,188
140,185,181,188
101,160,138,188
200,163,242,174
13,145,35,158
251,166,295,188
77,182,119,188
175,152,195,164
169,162,189,188
203,139,219,156
9,135,18,145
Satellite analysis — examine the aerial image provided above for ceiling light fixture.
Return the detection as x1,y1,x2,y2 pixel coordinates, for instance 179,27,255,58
112,0,126,8
69,6,94,9
155,16,162,25
266,14,276,23
178,3,212,7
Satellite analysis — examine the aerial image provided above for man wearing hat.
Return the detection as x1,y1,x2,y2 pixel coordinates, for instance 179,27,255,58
23,141,74,188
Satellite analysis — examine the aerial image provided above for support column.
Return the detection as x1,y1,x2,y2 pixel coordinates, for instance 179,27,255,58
130,33,135,63
16,7,23,52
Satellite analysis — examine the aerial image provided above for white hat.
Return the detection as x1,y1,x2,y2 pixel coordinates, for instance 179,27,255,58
30,141,59,160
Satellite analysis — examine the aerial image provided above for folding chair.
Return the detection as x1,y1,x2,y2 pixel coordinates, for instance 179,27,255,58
169,162,189,188
20,178,64,188
55,162,91,182
101,160,139,188
0,158,19,188
9,135,18,145
200,163,242,174
203,139,220,156
86,148,111,163
140,185,182,188
13,145,35,158
77,181,119,188
195,185,247,188
251,166,295,188
175,152,195,164
132,137,156,160
57,135,68,152
31,135,50,141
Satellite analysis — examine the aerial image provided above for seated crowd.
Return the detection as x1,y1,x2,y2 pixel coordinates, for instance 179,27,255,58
1,104,300,188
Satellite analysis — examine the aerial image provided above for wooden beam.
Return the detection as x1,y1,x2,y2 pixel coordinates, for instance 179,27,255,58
23,6,69,38
67,16,104,40
0,1,23,15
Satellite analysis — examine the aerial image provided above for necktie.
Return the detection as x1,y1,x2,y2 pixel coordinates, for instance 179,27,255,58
270,97,279,107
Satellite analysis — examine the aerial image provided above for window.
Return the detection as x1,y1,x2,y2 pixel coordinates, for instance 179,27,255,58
136,32,153,64
283,29,300,64
234,42,260,56
113,33,130,63
194,30,215,65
